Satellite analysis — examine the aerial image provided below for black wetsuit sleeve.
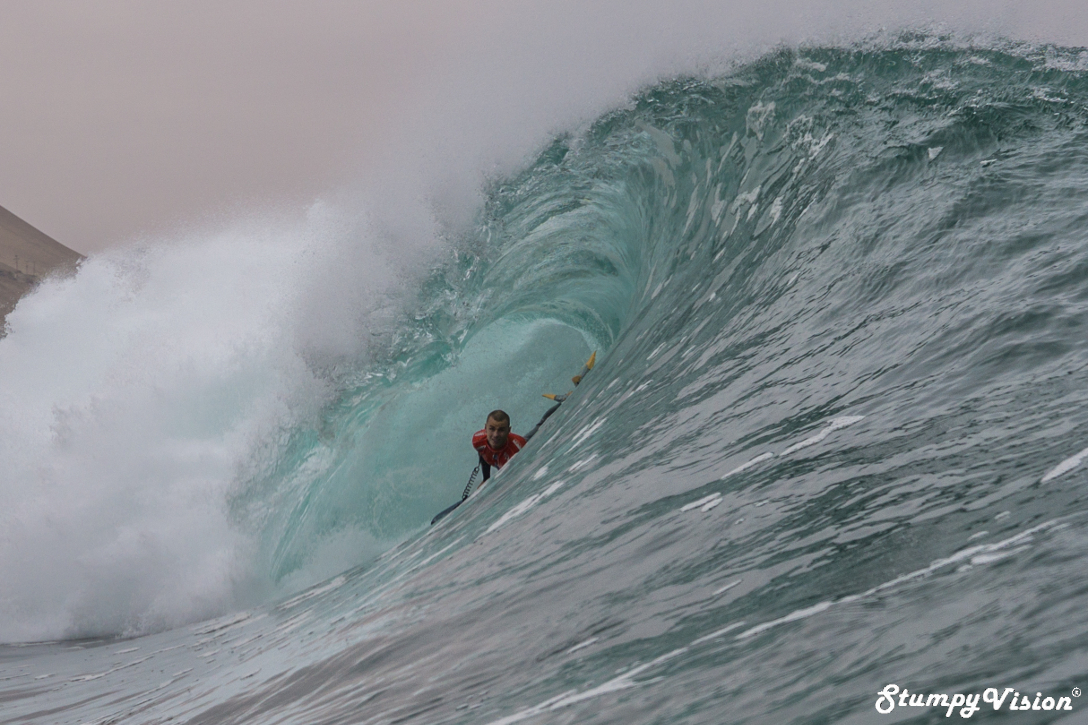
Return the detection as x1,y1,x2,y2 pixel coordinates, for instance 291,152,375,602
524,402,562,442
479,456,491,482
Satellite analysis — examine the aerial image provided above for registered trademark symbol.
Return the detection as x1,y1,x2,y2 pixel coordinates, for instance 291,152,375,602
1074,688,1082,698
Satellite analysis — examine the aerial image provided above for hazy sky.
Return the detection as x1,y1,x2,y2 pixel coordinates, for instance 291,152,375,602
1,1,1086,254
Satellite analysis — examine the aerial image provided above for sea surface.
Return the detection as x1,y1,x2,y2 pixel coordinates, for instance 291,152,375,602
3,36,1088,724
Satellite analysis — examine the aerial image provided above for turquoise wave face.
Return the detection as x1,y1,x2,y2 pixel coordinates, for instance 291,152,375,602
252,40,1088,595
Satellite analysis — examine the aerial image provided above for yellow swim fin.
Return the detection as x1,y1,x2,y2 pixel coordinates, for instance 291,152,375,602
572,351,597,385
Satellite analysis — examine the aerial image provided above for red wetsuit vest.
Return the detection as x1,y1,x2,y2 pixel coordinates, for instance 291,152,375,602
472,430,527,469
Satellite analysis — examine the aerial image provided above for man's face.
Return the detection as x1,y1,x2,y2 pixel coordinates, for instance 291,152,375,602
485,417,511,450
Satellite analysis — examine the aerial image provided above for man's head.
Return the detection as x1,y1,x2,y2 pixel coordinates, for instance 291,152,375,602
484,410,511,450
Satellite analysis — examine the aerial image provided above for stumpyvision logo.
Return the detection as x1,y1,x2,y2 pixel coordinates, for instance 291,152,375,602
875,684,1079,718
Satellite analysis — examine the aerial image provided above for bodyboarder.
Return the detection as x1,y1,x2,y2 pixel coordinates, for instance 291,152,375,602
430,352,595,525
471,404,562,486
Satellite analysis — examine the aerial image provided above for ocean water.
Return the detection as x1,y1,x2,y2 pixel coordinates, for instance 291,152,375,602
4,37,1088,723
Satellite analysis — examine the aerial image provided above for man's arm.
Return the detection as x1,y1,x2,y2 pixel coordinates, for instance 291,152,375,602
479,456,491,483
524,402,562,442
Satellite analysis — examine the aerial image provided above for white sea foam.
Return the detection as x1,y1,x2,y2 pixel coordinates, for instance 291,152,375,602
569,418,606,449
486,646,690,725
780,416,864,456
713,579,742,596
701,496,723,512
0,203,422,642
1041,445,1088,482
568,454,598,472
681,493,721,512
723,451,775,478
565,637,599,654
484,480,567,535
